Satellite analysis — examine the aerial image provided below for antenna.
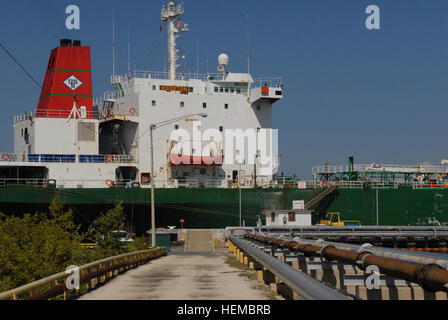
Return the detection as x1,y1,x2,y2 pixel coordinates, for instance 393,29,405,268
196,41,199,78
112,8,116,76
246,14,251,96
128,25,131,73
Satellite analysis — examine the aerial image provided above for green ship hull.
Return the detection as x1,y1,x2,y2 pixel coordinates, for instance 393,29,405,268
0,186,447,234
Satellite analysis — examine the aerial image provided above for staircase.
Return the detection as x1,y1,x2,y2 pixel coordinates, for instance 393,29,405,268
304,186,338,210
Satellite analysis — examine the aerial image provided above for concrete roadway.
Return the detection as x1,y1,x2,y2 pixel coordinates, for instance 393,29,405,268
79,251,270,300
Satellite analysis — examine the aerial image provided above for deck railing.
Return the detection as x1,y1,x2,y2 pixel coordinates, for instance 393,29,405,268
0,153,137,164
313,164,448,174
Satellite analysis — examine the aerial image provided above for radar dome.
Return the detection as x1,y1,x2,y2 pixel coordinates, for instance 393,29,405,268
218,53,229,66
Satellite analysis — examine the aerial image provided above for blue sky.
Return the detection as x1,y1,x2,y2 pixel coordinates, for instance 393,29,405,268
1,0,447,178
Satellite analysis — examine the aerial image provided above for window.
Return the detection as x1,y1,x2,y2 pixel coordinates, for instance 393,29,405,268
152,100,156,107
189,87,194,93
180,101,185,107
288,212,296,222
271,212,275,223
219,126,223,132
203,102,207,108
152,85,156,90
257,105,261,111
236,89,241,94
174,125,179,130
225,88,229,93
225,103,229,109
220,87,224,93
200,168,206,175
214,87,218,93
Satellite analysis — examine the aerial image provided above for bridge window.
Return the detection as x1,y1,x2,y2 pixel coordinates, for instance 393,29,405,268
288,212,296,222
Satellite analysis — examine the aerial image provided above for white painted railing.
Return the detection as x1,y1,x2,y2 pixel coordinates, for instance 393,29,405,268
0,153,137,164
313,164,448,174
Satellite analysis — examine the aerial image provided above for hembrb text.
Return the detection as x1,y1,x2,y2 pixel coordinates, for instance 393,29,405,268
177,304,271,317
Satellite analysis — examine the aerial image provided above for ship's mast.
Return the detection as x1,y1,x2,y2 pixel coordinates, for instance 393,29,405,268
161,0,189,81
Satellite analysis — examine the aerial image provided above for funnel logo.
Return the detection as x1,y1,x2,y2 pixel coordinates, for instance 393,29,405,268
64,75,83,91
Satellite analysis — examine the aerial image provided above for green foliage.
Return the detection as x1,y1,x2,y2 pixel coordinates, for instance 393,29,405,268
87,202,126,256
0,199,143,293
0,199,82,292
125,236,150,252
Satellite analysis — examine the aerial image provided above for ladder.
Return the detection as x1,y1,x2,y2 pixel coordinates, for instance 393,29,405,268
304,186,338,210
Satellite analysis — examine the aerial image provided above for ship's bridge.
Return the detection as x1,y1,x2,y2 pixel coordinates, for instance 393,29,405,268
95,70,283,103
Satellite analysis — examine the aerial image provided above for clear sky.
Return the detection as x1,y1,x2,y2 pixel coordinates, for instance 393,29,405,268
1,0,447,179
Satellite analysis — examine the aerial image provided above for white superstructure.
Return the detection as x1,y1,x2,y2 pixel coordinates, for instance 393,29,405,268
6,0,283,189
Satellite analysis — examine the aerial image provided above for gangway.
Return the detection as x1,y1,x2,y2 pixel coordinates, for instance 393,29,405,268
304,186,338,210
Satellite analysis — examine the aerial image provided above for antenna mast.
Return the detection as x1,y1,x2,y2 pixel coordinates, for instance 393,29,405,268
161,0,189,81
128,25,131,73
246,14,251,96
112,8,116,76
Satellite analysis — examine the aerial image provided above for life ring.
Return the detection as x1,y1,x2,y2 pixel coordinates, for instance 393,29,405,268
2,153,11,161
106,179,113,187
129,107,136,115
106,155,113,163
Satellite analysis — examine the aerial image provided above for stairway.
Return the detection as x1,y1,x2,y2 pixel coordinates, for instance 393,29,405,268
304,186,338,210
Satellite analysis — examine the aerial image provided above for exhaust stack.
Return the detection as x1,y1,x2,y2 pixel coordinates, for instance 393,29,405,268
37,39,93,119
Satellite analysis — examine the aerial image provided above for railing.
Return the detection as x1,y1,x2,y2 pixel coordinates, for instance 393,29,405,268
0,248,166,300
111,70,224,83
253,78,283,88
0,179,137,189
313,164,448,174
0,153,137,164
413,182,448,189
14,109,99,122
110,71,283,88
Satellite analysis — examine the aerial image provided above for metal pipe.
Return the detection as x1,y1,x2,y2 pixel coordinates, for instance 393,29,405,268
229,234,350,300
245,234,448,293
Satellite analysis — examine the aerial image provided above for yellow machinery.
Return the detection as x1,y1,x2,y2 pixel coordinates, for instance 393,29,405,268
320,212,361,226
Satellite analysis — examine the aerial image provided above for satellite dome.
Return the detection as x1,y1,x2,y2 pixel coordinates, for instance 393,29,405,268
218,53,229,66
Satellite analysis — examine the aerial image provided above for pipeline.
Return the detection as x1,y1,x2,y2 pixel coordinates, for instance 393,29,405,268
229,234,350,300
245,234,448,293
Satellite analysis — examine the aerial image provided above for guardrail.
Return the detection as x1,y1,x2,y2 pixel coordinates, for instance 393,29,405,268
0,247,166,300
313,164,448,174
0,153,137,164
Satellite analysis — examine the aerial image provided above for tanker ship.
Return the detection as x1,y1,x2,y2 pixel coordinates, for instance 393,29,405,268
1,0,448,233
